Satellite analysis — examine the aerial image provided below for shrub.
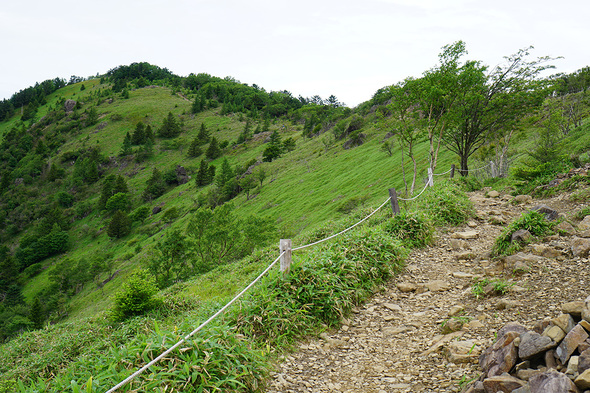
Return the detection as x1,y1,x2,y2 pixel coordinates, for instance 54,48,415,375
382,210,434,248
111,270,161,322
491,210,554,256
232,227,407,345
416,180,474,226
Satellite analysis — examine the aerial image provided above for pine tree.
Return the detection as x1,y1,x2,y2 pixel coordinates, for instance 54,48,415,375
131,122,146,145
114,174,129,194
262,130,284,162
145,125,155,142
205,137,221,160
191,96,203,114
215,158,234,188
120,132,132,156
196,159,210,187
98,174,116,210
196,123,210,145
187,137,203,158
142,168,166,201
29,297,44,329
158,112,181,138
107,210,131,239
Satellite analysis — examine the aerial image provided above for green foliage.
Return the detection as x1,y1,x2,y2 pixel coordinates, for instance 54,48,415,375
195,159,215,187
105,192,130,213
205,136,221,160
232,227,407,345
472,278,512,299
186,137,202,158
56,191,74,208
382,210,434,248
110,270,160,321
157,112,181,138
416,180,474,226
491,210,554,256
142,168,166,201
336,195,369,214
107,210,131,239
130,205,150,223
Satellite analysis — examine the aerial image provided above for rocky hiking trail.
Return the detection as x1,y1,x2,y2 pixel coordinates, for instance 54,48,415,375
265,189,590,393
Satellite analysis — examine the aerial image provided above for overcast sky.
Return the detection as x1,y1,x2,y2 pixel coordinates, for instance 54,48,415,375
1,0,588,107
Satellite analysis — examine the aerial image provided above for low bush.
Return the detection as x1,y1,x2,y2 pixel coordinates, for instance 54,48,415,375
416,180,474,226
381,210,434,248
110,270,161,322
491,210,554,256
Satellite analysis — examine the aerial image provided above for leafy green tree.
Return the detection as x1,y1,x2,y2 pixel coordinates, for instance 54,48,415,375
254,166,267,187
205,137,221,160
142,168,166,201
240,175,257,200
441,44,553,175
148,229,190,287
107,210,131,239
105,192,130,212
158,112,181,138
187,204,242,272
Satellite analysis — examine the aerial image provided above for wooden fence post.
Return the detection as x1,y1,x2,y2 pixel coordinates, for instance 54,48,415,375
450,164,455,179
427,167,434,187
280,239,292,277
388,188,400,215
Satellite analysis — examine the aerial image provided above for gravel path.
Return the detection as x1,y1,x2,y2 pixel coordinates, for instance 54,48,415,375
265,190,590,392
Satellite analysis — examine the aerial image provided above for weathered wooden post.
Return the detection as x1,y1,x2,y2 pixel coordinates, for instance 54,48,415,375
490,161,496,178
427,167,434,187
450,164,455,179
388,188,400,215
280,239,292,277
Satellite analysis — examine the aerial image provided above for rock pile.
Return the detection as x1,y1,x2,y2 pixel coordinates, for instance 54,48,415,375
467,295,590,392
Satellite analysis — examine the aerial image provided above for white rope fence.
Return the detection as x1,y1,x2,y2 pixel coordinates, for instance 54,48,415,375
105,163,456,391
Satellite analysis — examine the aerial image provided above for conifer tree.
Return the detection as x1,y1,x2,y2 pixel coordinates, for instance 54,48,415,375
145,124,155,142
131,122,146,145
196,159,210,187
196,123,210,144
142,168,166,201
215,158,234,188
158,112,181,138
187,137,203,158
205,137,221,160
29,297,44,329
120,132,132,156
107,210,131,239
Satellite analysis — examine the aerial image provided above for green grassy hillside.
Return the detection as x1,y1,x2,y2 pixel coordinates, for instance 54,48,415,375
0,61,589,392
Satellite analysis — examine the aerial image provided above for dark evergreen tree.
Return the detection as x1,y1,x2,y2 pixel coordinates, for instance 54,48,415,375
114,174,129,194
196,123,210,144
145,124,155,142
187,137,203,158
262,130,284,162
196,159,211,187
215,158,234,188
158,112,181,138
191,96,204,114
205,137,221,160
120,132,132,155
107,210,131,239
29,297,44,329
131,122,146,145
142,168,166,201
